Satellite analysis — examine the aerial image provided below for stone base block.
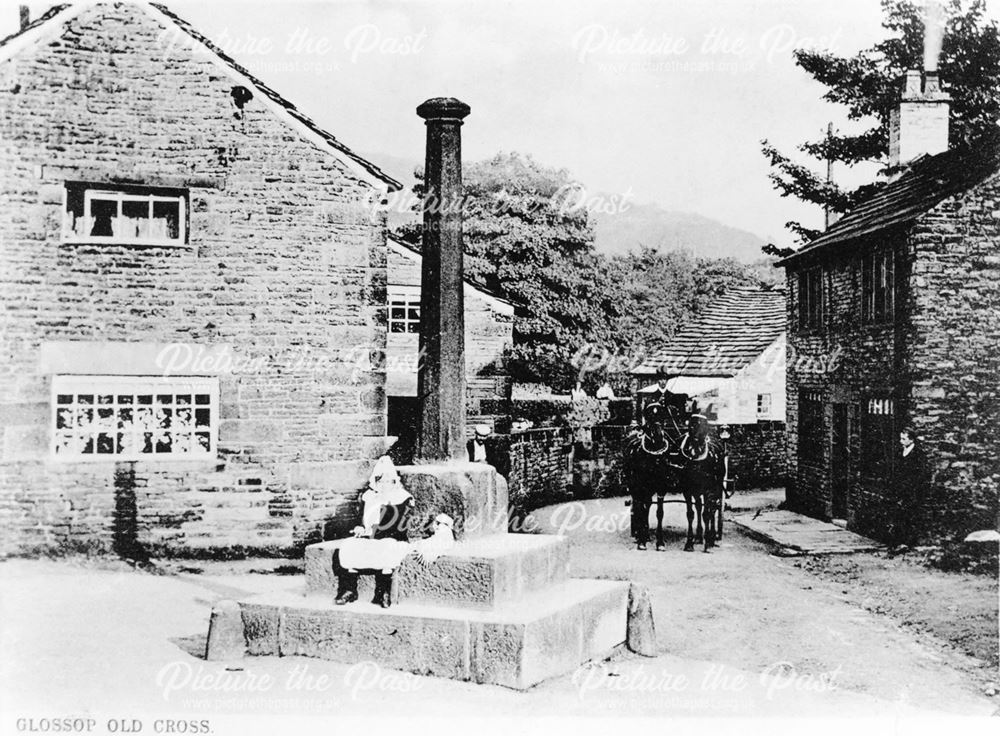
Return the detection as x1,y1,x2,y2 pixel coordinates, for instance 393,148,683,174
237,578,628,690
304,533,570,609
396,462,509,539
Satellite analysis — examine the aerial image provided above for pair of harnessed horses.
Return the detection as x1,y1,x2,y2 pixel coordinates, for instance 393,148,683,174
624,400,731,553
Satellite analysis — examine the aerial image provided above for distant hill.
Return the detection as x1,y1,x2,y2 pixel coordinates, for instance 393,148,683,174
361,151,770,263
591,203,769,263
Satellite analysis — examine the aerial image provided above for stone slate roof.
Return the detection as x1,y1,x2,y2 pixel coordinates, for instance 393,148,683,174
388,237,517,309
779,135,1000,266
633,287,785,377
0,3,402,192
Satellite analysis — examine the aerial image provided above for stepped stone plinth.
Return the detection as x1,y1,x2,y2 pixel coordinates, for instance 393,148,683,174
239,578,628,690
209,464,648,688
305,533,570,609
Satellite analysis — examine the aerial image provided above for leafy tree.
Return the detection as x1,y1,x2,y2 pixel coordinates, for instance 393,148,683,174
395,153,779,391
692,256,772,311
603,247,697,358
395,152,621,390
762,0,1000,242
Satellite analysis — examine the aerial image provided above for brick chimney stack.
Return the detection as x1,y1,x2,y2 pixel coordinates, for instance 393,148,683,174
19,5,29,31
888,1,950,169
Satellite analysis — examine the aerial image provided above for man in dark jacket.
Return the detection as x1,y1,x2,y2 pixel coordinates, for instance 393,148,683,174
892,426,931,547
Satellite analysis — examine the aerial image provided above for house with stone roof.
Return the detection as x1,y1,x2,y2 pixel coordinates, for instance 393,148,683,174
384,237,514,459
0,2,413,558
632,286,787,487
633,286,786,425
776,66,1000,541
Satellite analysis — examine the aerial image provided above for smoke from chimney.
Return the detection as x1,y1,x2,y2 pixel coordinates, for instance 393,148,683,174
923,0,945,73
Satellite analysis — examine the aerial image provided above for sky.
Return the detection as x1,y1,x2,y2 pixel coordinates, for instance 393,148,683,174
5,0,998,245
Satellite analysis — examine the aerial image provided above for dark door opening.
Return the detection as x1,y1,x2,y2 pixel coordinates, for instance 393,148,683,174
387,396,419,465
831,403,850,519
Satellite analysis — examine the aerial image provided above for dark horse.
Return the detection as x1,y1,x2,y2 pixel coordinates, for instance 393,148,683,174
625,403,728,553
677,413,727,552
625,401,685,551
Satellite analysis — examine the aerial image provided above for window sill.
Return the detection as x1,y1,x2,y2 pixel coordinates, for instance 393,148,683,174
48,455,218,467
60,237,192,249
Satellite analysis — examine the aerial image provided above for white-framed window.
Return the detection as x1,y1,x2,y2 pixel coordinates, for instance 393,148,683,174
389,294,421,334
51,376,218,461
63,182,187,246
757,393,771,415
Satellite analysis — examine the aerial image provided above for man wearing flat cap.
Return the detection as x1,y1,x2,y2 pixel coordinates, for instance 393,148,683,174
467,424,491,463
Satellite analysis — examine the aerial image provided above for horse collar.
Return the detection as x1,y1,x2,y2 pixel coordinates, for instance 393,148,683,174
641,433,669,456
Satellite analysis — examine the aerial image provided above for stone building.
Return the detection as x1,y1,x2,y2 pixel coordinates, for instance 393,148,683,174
632,287,788,487
634,286,786,424
0,3,403,557
383,237,514,460
778,68,999,540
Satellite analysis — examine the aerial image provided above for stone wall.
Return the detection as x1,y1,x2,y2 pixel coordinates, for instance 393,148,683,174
724,421,789,489
903,177,1000,537
0,5,390,557
489,421,784,519
785,172,1000,540
785,238,903,524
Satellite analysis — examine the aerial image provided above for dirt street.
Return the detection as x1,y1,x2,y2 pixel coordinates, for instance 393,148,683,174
527,496,998,713
0,496,996,724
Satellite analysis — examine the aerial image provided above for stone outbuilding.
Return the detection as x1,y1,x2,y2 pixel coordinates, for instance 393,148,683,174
778,68,999,540
632,286,788,487
384,237,514,460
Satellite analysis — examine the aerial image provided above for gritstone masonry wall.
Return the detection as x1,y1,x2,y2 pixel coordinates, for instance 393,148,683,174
0,5,391,557
785,174,1000,540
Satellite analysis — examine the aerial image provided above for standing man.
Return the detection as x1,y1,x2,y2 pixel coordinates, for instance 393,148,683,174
893,426,930,547
467,424,491,463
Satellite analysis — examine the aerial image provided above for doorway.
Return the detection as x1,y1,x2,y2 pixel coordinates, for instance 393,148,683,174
831,403,850,520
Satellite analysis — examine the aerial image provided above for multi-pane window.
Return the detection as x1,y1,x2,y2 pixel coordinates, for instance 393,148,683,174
757,393,771,415
860,396,895,481
862,248,895,323
389,294,420,334
797,268,824,330
52,376,218,460
63,183,187,245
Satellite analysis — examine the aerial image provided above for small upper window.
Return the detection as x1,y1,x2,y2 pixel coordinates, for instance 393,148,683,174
798,268,824,331
861,248,894,324
757,393,771,415
63,182,188,246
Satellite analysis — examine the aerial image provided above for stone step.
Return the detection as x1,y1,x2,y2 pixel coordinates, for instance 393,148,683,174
304,533,570,609
236,577,629,690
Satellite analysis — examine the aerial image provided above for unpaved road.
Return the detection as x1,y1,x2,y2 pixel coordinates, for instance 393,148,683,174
0,496,996,724
528,496,998,713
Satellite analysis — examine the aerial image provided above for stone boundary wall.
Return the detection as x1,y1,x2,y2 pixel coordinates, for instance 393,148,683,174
488,421,788,519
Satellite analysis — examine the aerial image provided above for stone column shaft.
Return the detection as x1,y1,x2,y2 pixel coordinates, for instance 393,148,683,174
415,97,471,462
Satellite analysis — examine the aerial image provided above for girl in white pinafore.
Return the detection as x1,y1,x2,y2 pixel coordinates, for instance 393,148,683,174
335,456,414,607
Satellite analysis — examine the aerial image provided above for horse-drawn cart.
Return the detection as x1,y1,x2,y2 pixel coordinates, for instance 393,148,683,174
623,400,735,553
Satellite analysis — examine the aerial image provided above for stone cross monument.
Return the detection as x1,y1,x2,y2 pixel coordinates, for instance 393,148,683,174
415,97,471,462
203,97,651,690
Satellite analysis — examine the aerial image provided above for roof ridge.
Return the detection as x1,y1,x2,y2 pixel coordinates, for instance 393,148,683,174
0,4,69,49
147,3,401,191
780,133,1000,264
1,3,402,192
387,237,518,306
